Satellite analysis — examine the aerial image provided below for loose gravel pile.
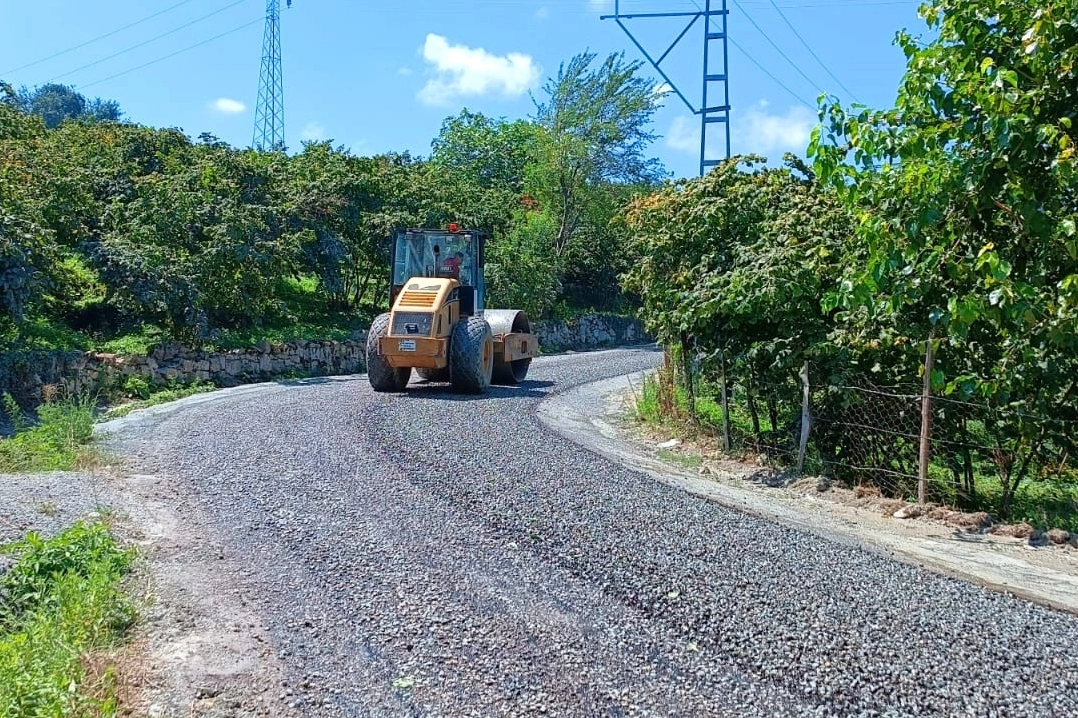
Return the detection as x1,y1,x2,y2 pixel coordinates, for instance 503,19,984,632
102,347,1078,717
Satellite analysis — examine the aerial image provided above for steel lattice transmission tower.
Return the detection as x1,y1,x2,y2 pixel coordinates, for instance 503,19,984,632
253,0,291,151
602,0,730,176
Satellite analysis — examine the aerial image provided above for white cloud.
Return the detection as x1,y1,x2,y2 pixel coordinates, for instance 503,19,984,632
535,6,549,19
209,97,245,114
665,101,818,159
588,0,612,10
300,121,327,142
398,67,413,75
652,82,673,98
735,101,817,155
666,115,698,153
417,33,540,106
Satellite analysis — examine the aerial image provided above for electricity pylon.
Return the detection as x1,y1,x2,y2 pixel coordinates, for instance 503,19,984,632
253,0,291,151
602,0,731,176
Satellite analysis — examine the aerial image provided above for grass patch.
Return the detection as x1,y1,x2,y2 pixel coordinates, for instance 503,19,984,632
633,371,758,442
0,316,91,352
0,520,136,717
926,470,1078,533
633,373,664,425
103,379,217,420
201,277,375,351
657,448,703,468
0,392,98,473
94,326,166,356
1003,480,1078,533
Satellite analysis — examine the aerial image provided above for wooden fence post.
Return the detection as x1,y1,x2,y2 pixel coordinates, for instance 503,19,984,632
681,332,697,426
918,327,937,504
798,360,811,473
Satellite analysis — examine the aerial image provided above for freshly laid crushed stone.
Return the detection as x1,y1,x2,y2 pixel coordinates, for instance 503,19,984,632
88,347,1078,717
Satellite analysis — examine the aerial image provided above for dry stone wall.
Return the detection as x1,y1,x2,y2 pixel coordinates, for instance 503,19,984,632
0,314,651,407
533,314,649,352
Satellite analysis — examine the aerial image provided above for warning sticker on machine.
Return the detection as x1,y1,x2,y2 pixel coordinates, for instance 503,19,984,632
398,339,417,352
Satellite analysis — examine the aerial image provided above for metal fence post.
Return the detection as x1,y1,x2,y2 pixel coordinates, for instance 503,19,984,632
918,328,937,504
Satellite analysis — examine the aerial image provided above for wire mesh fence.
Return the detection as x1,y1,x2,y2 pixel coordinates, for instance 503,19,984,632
811,380,924,498
644,348,1078,523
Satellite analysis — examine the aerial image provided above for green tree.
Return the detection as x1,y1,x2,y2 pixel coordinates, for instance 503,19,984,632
809,0,1078,513
622,154,854,381
0,86,52,325
531,51,666,256
14,83,123,128
286,143,439,310
430,109,538,195
94,143,294,337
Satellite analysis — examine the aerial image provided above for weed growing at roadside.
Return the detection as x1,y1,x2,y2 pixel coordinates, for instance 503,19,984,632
657,448,703,469
0,391,97,473
0,520,136,716
634,374,662,424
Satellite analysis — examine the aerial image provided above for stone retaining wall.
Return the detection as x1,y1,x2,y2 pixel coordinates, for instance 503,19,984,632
533,313,649,352
0,313,651,407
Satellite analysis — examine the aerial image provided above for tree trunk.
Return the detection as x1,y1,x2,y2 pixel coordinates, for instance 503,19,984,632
747,388,761,438
352,267,374,308
963,447,976,503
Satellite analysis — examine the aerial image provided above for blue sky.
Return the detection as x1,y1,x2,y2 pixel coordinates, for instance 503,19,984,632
0,0,930,180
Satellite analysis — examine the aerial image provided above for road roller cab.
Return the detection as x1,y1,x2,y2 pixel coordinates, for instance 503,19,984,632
366,224,539,394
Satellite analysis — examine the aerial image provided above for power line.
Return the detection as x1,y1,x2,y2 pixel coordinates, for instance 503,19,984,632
738,0,918,6
728,36,816,111
76,17,263,91
690,0,816,111
1,0,201,76
48,0,251,83
766,0,861,102
729,0,828,97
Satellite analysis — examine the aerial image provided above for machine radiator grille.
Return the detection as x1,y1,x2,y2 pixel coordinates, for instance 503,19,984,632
398,291,436,308
392,312,434,336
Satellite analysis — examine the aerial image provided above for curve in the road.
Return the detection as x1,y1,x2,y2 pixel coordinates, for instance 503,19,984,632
101,347,1078,717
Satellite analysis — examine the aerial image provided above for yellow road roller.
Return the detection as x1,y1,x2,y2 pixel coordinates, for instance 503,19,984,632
366,224,539,394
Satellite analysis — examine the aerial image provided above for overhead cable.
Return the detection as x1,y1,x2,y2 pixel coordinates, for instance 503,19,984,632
2,0,201,76
77,17,263,90
48,0,251,83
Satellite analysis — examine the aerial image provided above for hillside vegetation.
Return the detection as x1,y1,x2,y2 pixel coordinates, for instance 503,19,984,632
0,51,662,354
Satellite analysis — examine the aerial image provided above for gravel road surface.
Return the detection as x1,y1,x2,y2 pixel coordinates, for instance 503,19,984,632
97,347,1078,717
